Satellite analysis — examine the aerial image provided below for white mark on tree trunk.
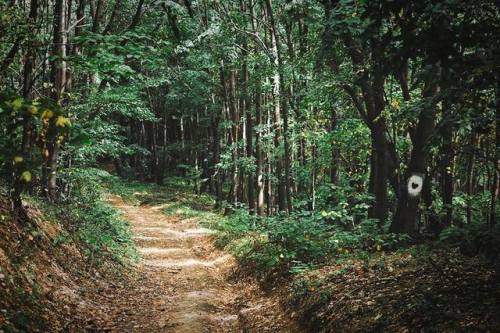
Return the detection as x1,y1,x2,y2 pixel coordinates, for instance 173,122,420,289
407,174,424,197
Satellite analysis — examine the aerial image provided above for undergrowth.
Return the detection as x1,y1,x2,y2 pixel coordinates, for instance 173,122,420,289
211,208,409,277
29,167,138,265
84,175,499,281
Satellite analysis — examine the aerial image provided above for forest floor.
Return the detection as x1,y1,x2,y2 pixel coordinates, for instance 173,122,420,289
98,193,300,332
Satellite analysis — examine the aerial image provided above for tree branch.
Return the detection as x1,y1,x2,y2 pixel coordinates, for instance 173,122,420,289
342,84,370,124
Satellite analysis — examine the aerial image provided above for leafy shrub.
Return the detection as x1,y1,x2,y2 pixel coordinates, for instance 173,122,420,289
330,219,410,252
70,200,136,264
57,168,137,264
214,208,408,275
439,223,500,265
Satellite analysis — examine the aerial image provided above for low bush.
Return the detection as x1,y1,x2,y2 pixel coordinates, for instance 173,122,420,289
55,168,137,265
213,208,408,276
439,223,500,266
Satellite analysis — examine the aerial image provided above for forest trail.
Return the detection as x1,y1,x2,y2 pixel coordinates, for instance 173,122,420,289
103,194,298,333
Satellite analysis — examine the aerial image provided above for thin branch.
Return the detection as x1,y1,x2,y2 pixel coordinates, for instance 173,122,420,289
66,15,87,33
342,84,370,124
215,2,272,59
0,39,22,73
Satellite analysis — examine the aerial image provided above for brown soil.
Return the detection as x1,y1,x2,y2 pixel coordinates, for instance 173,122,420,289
99,195,300,333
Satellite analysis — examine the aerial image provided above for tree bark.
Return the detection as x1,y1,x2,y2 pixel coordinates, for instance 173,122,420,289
45,0,67,200
255,87,265,215
242,46,254,212
10,0,40,223
264,0,288,212
440,67,454,228
391,74,438,234
330,108,339,184
490,71,500,227
225,70,240,211
465,130,477,225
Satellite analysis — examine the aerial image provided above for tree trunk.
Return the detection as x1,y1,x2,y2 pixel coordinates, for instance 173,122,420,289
242,49,254,212
226,70,240,210
465,130,477,225
370,122,389,222
265,0,287,212
255,87,265,215
330,108,339,184
440,68,454,228
212,97,223,204
391,76,438,234
250,0,264,215
11,0,40,222
45,0,67,200
490,71,500,227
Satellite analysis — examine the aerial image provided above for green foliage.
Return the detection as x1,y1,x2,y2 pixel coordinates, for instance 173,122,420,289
439,224,500,264
71,31,167,82
67,85,154,166
316,182,373,224
105,176,158,204
57,168,137,264
0,90,70,189
214,209,408,276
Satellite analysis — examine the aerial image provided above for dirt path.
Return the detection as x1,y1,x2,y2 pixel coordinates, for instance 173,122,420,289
102,195,299,333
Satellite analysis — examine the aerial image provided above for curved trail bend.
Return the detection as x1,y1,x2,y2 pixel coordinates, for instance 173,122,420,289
105,195,298,333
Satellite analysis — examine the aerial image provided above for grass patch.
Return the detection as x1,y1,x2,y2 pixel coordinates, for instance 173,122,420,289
104,175,223,226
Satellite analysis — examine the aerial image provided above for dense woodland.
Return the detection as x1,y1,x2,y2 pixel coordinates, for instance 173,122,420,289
1,0,500,331
2,0,499,234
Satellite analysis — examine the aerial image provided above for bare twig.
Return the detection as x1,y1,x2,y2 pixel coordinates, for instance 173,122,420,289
66,15,87,33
